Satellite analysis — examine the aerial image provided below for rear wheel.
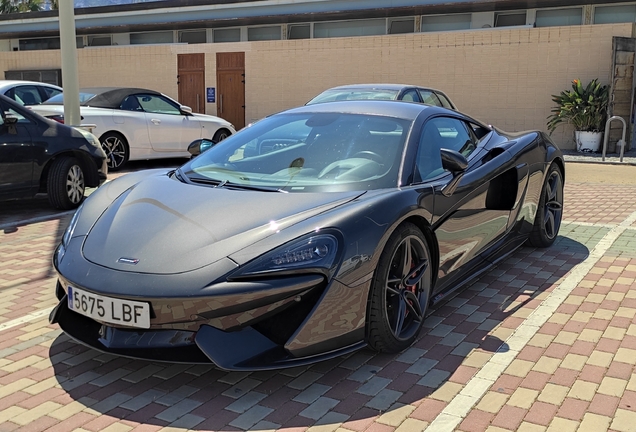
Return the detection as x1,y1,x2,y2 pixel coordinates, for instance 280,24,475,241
100,132,129,171
527,163,564,248
367,223,432,353
47,157,85,210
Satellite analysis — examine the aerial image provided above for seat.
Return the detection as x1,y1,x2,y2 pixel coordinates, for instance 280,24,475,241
121,96,142,111
19,92,37,105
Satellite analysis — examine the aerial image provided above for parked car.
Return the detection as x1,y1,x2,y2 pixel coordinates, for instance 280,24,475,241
307,83,457,109
31,87,236,171
50,100,563,370
0,94,107,210
0,80,62,106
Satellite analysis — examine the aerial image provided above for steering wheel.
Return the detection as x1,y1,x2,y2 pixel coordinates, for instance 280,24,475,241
353,151,383,164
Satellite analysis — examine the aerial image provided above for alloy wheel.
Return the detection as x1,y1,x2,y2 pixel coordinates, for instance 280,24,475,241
66,164,85,205
385,235,430,341
102,136,127,169
543,171,563,240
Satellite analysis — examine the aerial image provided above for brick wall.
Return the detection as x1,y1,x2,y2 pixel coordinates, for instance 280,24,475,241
0,23,632,150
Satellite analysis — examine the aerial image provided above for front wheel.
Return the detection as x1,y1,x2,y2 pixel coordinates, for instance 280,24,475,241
212,128,231,143
47,157,85,210
527,163,564,248
366,223,433,353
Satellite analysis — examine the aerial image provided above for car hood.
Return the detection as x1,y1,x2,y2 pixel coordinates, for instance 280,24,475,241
82,173,362,274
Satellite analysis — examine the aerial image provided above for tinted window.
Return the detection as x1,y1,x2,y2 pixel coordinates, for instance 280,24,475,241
401,89,421,103
136,95,181,115
41,87,62,101
418,90,442,107
435,92,454,109
415,117,477,182
13,86,43,106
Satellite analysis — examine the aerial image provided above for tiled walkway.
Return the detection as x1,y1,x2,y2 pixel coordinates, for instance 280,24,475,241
0,169,635,431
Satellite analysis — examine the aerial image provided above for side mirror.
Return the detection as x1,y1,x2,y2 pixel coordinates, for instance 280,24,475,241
187,139,215,157
440,148,468,197
3,115,18,125
180,105,193,115
440,148,468,173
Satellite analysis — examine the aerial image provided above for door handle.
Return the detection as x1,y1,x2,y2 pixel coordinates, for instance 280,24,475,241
151,119,161,125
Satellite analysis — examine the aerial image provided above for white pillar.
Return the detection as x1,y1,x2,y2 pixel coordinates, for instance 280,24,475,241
59,0,81,126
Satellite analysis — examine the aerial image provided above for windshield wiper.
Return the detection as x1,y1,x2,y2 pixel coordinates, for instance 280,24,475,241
222,181,286,193
187,175,285,192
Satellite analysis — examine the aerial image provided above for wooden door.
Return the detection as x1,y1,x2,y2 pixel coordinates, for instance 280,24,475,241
608,37,636,152
216,52,245,130
178,53,205,114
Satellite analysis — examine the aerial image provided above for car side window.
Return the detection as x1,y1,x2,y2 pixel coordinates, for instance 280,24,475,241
418,90,442,107
13,86,43,106
0,101,30,125
135,94,181,115
42,87,62,101
414,117,477,183
401,89,421,103
120,95,144,112
435,92,454,109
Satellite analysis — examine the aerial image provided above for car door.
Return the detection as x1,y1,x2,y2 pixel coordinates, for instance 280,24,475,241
414,116,512,292
135,93,202,152
0,99,34,198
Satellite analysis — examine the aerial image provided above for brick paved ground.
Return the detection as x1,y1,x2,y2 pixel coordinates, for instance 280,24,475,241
0,162,635,431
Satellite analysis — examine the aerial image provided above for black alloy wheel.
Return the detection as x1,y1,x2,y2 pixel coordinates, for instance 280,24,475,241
367,223,432,352
528,163,564,247
47,157,85,210
100,132,129,171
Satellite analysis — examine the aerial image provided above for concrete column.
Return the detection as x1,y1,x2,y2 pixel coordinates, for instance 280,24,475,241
59,0,81,126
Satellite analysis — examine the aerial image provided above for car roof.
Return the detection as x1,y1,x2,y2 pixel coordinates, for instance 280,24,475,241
325,83,445,93
77,87,161,108
281,100,437,121
0,80,62,90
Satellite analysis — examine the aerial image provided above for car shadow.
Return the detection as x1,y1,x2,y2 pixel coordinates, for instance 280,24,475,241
49,235,588,431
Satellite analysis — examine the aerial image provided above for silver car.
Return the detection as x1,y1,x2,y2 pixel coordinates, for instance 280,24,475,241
0,80,62,106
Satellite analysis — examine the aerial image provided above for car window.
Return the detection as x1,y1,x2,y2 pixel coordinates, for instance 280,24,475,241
414,117,477,182
306,89,400,104
401,89,421,103
120,95,144,112
184,112,411,192
42,87,62,101
12,86,43,106
1,102,31,125
136,94,181,115
435,92,454,109
418,90,442,107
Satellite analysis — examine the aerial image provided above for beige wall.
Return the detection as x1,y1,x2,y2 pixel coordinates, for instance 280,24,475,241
0,23,632,149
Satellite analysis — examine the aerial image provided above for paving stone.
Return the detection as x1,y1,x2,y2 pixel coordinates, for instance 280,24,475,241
226,391,267,413
365,389,402,410
229,405,275,430
155,385,198,406
293,384,331,404
299,397,340,420
155,398,202,422
120,389,166,412
357,377,391,396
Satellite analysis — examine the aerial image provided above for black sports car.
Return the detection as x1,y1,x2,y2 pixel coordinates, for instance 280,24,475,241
50,101,564,370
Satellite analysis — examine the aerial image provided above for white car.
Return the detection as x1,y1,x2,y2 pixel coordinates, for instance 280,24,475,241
0,80,63,106
32,87,236,170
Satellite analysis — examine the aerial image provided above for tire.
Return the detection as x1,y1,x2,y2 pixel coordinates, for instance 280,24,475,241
366,223,433,353
100,132,129,171
527,163,564,248
212,128,231,143
47,157,85,210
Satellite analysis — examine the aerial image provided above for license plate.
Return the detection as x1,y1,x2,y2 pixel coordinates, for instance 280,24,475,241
67,286,150,329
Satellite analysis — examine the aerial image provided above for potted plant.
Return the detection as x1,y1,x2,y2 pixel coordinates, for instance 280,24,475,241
547,78,609,152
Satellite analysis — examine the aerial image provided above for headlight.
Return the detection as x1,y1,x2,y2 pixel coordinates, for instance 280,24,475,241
77,128,101,148
234,233,340,277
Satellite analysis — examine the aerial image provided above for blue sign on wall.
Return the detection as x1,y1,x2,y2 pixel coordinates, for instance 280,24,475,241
206,87,216,103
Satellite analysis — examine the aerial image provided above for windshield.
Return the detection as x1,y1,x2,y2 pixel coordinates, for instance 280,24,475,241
180,112,412,193
307,89,400,105
43,92,97,105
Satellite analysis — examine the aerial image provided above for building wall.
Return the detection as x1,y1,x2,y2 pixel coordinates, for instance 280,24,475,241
0,22,632,149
